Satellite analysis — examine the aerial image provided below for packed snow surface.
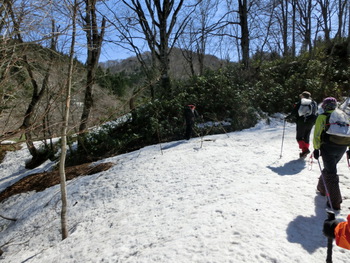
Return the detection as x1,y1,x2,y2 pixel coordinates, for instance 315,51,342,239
1,115,350,262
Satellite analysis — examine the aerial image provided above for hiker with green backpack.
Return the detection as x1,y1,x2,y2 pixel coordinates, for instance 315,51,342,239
313,97,350,210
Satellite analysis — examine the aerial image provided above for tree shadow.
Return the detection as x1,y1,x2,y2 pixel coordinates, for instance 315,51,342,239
286,195,331,253
267,159,306,176
162,141,186,150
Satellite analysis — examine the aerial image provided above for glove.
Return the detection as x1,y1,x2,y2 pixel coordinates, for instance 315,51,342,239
285,115,296,122
285,115,292,121
323,218,339,239
313,149,320,160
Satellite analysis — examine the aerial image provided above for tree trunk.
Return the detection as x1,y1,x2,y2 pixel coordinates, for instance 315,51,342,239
317,0,331,42
238,0,249,69
292,0,296,57
78,0,105,150
348,3,350,54
335,0,347,39
59,1,78,240
296,0,313,53
4,0,55,164
281,0,289,57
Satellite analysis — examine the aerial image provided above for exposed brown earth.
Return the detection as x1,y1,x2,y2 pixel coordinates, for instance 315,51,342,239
0,162,114,203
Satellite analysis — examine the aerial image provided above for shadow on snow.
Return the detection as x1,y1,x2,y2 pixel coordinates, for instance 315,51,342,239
267,159,306,176
286,195,331,253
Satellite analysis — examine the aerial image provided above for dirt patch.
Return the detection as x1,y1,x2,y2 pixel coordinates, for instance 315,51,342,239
0,162,115,203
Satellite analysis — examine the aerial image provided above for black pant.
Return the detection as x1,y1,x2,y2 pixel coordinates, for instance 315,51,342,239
185,121,194,140
321,143,347,175
317,142,347,208
296,120,314,143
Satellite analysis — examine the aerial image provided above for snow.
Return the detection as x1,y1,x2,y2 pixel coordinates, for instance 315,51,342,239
1,115,350,263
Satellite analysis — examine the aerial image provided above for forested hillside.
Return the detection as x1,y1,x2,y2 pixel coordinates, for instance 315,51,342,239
1,0,350,170
1,38,350,168
99,48,225,79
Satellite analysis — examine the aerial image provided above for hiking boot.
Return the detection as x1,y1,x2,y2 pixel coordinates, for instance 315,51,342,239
299,149,310,158
327,201,341,211
317,187,326,196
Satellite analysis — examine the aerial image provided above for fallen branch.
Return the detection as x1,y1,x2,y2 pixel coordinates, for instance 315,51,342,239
0,214,17,221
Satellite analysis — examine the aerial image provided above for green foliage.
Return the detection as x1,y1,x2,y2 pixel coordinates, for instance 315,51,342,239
179,67,259,130
96,67,128,97
67,38,350,165
252,40,350,114
69,66,262,165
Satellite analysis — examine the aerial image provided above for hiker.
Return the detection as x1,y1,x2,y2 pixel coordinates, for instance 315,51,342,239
184,104,199,140
286,91,318,158
323,214,350,250
313,97,349,210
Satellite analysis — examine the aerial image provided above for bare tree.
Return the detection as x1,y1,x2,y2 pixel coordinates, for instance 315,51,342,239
280,0,290,56
103,1,159,98
260,0,289,58
291,0,297,57
238,0,250,68
78,0,106,150
0,2,16,118
2,0,60,167
178,0,221,76
315,0,333,42
0,42,18,118
348,1,350,34
195,0,221,75
179,22,197,77
334,0,348,39
120,0,190,97
224,0,254,68
59,0,79,240
348,1,350,53
295,0,314,54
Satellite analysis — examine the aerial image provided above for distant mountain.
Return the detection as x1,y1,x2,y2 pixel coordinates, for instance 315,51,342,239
99,48,227,79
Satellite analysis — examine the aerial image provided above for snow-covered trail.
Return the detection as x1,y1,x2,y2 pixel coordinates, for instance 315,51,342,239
1,118,350,262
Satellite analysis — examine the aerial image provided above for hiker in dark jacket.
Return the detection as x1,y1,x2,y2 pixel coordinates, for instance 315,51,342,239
313,97,349,210
286,91,318,158
184,104,199,140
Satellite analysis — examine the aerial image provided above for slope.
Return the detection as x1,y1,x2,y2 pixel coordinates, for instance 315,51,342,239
1,115,350,262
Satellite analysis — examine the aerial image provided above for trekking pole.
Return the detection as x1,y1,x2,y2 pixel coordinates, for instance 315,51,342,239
156,126,164,155
346,150,350,170
213,116,230,138
317,159,334,211
199,116,206,148
326,211,335,263
205,114,229,138
155,110,164,155
317,158,335,262
280,118,286,158
308,154,314,171
193,125,204,148
195,114,215,148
